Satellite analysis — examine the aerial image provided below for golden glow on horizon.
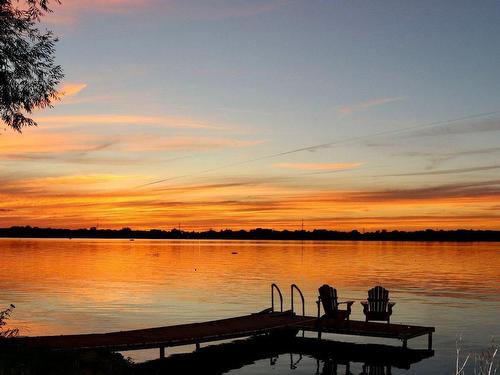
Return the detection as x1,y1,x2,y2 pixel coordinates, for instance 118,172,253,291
0,175,498,230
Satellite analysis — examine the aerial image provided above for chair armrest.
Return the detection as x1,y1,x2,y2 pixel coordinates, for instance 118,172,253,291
339,300,354,313
388,301,395,314
360,300,368,314
316,297,322,319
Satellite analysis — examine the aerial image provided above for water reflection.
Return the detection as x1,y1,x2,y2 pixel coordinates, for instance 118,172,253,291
136,336,434,374
0,238,498,372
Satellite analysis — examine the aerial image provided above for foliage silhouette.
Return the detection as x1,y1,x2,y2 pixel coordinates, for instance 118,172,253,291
0,0,63,131
0,304,18,338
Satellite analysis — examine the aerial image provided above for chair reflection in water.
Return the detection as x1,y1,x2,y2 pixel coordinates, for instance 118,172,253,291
317,360,392,375
360,364,392,375
317,359,353,375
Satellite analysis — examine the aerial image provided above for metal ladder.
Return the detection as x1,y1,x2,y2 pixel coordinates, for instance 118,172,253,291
270,283,305,316
271,283,283,312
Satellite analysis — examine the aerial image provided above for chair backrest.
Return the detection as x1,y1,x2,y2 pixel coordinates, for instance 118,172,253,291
367,286,389,313
319,284,339,315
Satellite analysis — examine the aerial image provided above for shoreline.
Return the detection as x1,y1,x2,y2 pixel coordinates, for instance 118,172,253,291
1,227,499,242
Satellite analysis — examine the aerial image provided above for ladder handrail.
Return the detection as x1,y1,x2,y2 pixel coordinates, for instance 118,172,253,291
291,283,305,316
271,283,283,312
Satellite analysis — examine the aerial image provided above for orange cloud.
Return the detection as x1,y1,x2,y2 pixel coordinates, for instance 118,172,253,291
34,114,226,130
272,162,362,171
60,83,87,97
0,131,100,156
45,0,287,25
0,125,262,161
19,174,134,186
0,176,499,231
121,136,265,152
339,97,405,115
45,0,152,24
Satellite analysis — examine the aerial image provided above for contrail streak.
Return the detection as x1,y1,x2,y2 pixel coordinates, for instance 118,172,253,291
137,110,500,188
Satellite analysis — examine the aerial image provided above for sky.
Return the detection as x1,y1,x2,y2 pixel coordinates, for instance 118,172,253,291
1,0,500,231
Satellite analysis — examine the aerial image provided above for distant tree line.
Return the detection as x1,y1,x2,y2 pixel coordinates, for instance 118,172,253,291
0,226,499,241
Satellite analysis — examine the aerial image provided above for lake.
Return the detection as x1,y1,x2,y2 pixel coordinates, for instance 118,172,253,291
0,238,498,374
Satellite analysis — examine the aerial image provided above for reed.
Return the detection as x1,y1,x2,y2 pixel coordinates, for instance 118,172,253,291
456,337,498,375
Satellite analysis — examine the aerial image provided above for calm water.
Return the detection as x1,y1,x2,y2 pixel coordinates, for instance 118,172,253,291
1,239,498,374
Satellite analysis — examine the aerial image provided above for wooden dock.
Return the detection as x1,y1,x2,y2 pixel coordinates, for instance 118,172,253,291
12,312,313,353
300,317,435,349
10,311,434,356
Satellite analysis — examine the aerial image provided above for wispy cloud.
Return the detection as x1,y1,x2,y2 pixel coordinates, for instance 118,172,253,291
338,96,405,115
407,117,500,138
60,83,87,98
0,143,115,161
0,174,142,196
344,180,500,202
34,114,226,130
0,133,263,163
272,112,500,157
164,0,289,21
120,136,265,152
0,131,102,156
393,147,500,168
272,162,362,171
381,164,500,177
45,0,152,24
46,0,288,25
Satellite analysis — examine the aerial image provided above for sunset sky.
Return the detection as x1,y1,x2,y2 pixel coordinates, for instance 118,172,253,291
1,0,500,230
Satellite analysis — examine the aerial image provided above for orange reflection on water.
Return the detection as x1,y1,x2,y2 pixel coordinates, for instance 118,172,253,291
0,239,498,337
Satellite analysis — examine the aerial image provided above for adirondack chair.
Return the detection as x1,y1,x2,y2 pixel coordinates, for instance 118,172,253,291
360,286,395,323
317,284,354,321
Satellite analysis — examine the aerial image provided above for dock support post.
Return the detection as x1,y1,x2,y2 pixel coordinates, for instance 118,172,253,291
159,346,165,359
428,332,433,350
402,339,407,349
195,342,200,351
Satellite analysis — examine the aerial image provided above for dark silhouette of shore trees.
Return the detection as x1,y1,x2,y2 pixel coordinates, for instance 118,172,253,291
0,226,499,241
